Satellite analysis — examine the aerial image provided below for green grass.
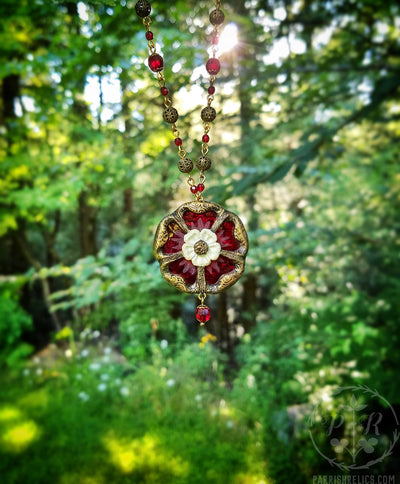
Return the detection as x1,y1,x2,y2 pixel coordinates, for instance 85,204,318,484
0,344,268,484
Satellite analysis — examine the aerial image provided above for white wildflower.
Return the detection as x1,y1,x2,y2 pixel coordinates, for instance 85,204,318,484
81,349,89,357
89,362,101,371
166,378,175,387
247,374,255,388
120,387,130,396
160,339,169,349
97,383,107,392
78,391,90,402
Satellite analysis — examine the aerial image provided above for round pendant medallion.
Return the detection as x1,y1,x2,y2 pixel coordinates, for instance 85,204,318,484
153,201,249,294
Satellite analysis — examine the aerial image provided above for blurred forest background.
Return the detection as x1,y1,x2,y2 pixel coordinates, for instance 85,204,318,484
0,0,399,482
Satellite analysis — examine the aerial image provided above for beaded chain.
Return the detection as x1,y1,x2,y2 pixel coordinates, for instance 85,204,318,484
135,0,225,201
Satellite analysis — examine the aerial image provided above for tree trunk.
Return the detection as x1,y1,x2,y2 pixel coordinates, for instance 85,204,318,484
15,232,62,332
78,190,98,257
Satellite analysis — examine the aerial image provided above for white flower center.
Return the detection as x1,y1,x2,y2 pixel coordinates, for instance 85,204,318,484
182,228,221,267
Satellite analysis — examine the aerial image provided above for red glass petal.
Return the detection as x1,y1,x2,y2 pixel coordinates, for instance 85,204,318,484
169,258,197,284
196,306,211,324
183,210,217,230
216,221,240,251
205,255,235,284
163,223,185,254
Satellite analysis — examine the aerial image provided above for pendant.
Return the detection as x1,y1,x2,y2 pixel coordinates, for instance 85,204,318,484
153,201,248,322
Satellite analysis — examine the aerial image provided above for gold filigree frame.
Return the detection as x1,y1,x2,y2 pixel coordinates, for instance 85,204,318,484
153,200,248,294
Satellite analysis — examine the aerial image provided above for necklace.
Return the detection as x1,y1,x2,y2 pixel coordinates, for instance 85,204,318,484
135,0,248,325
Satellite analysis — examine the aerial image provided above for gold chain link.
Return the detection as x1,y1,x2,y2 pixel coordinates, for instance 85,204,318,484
178,148,187,158
187,176,196,187
198,293,207,305
163,97,172,107
148,41,156,55
172,125,180,138
157,72,166,86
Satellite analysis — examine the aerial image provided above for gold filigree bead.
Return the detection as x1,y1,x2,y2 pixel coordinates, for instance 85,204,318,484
201,106,216,122
163,107,179,124
209,9,225,26
194,240,209,255
135,0,151,18
196,156,211,171
177,158,193,173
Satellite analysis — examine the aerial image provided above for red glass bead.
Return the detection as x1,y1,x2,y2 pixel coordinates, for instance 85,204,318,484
212,35,219,45
197,183,205,192
146,31,154,40
196,305,211,324
202,134,210,143
208,85,215,95
206,58,220,75
148,54,163,72
174,137,183,147
190,185,198,194
160,86,168,96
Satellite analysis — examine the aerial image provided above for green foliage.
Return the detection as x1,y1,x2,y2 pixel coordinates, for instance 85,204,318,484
0,282,33,368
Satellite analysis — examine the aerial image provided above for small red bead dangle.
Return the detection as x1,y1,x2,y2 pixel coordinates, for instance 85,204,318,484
196,294,211,325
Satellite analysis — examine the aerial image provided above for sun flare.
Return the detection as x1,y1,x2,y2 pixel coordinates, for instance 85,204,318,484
217,23,238,55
